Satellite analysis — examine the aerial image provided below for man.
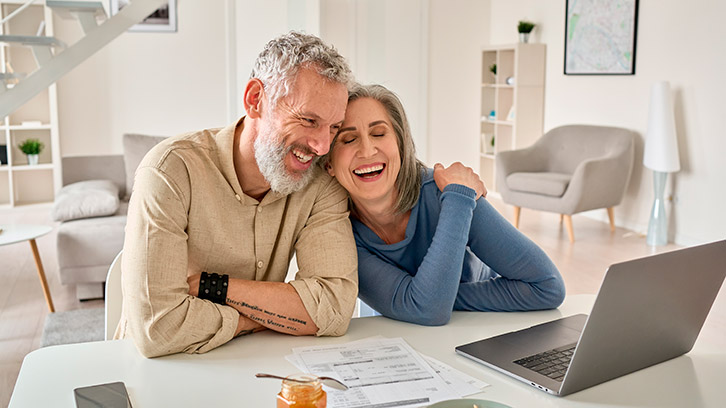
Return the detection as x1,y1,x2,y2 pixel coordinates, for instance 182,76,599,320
116,32,358,358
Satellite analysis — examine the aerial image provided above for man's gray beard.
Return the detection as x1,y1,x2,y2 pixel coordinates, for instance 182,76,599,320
254,129,319,195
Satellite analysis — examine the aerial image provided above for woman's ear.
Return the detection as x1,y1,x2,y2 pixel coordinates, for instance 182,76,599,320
243,79,265,119
325,161,335,177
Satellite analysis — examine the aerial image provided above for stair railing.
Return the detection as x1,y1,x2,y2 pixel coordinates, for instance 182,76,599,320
0,0,41,25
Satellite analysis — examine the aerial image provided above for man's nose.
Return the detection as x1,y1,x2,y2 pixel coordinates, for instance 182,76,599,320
308,127,332,156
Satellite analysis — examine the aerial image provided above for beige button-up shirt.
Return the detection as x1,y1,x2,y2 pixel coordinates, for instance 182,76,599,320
116,119,358,357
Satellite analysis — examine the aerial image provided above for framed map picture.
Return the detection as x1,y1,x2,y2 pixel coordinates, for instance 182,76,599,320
564,0,639,75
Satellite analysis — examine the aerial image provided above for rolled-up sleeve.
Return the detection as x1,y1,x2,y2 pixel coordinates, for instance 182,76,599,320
288,177,358,337
119,156,238,358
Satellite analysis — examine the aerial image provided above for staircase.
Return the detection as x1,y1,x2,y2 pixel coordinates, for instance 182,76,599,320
0,0,169,119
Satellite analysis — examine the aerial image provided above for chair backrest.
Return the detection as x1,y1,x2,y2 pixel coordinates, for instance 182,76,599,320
539,125,635,174
105,251,123,340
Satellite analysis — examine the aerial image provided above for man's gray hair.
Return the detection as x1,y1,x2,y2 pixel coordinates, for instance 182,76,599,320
346,84,426,214
251,31,353,106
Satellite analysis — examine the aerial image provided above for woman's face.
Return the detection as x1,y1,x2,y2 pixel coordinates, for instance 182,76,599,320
327,97,401,207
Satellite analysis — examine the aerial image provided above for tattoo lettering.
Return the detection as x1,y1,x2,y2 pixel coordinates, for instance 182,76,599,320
226,297,307,330
267,319,286,329
249,315,266,324
288,317,307,325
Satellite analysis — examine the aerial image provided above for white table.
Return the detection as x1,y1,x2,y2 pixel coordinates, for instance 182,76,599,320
0,224,54,312
9,295,725,407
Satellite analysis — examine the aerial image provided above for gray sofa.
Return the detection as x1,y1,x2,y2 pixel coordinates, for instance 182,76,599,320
55,134,166,300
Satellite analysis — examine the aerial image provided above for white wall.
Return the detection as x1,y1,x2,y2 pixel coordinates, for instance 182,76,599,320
51,0,725,244
321,0,429,160
427,0,490,169
55,1,230,157
477,0,726,245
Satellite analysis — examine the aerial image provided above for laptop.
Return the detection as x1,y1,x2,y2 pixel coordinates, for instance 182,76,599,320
455,240,726,396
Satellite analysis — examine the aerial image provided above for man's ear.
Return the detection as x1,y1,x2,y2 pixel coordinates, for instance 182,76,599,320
243,79,265,119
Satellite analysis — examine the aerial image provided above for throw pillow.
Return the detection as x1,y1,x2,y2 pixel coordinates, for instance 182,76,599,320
123,133,168,199
52,180,120,222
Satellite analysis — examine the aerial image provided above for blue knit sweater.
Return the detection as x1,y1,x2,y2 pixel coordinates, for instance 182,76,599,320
353,168,566,325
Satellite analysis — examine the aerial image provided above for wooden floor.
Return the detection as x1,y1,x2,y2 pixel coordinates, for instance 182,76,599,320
0,199,723,407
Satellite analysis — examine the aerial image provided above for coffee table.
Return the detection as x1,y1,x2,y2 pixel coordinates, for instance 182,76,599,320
0,224,55,312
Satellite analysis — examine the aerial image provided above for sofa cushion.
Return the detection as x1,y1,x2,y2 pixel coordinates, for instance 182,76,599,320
51,180,120,222
506,172,571,197
56,214,127,284
123,133,168,199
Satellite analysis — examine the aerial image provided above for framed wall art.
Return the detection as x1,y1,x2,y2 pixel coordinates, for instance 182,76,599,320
110,0,177,33
564,0,639,75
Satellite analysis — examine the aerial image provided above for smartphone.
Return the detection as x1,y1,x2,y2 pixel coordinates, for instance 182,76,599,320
74,381,132,408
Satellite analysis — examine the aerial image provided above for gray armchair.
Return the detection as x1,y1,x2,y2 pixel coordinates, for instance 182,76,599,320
496,125,635,243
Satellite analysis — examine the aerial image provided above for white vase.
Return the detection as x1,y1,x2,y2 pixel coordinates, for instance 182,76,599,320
519,32,530,43
27,154,39,165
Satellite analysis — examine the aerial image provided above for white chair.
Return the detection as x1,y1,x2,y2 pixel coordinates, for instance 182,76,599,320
105,251,123,340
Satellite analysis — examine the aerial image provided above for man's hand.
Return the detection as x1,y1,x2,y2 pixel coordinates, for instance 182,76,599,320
433,162,487,200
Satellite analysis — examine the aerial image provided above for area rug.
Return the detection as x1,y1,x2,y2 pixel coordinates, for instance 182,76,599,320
40,308,105,347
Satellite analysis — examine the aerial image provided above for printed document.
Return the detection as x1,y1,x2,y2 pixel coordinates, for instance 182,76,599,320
290,337,471,408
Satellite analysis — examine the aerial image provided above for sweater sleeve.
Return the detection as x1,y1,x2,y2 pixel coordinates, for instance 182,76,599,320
453,199,566,312
357,184,477,326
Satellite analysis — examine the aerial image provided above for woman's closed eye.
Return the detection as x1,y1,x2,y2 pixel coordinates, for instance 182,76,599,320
341,136,357,144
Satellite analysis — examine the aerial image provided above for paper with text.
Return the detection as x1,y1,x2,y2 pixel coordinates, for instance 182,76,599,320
291,337,459,408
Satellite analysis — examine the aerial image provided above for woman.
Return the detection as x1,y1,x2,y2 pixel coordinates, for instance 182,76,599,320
325,84,566,326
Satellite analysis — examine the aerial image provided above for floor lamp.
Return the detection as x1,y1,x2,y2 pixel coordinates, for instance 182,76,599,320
643,81,680,246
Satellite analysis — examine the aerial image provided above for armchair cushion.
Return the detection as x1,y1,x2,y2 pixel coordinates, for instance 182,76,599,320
51,180,120,222
506,172,571,197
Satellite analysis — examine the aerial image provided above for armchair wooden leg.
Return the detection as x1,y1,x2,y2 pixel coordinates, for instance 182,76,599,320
513,206,521,229
559,214,564,223
563,215,575,243
607,207,616,232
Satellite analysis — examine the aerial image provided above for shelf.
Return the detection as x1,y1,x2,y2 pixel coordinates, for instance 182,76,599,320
480,117,514,126
1,124,52,130
9,163,54,171
478,44,545,193
482,83,514,89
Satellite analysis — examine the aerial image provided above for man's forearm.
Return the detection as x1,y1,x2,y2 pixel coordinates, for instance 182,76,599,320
235,314,267,337
226,279,319,335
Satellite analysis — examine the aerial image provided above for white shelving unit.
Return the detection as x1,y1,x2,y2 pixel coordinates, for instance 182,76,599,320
0,1,61,207
479,43,545,193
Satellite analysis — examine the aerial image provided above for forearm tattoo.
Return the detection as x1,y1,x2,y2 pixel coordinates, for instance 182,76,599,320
227,298,308,332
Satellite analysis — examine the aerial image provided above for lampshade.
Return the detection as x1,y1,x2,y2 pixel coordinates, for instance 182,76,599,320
643,81,681,172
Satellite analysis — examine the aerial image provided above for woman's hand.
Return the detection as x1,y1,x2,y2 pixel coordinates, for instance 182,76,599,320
433,162,487,200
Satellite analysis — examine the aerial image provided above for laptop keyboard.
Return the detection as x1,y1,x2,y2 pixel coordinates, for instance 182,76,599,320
513,343,577,382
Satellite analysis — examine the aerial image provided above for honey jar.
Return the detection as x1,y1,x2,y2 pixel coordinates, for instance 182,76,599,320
276,374,327,408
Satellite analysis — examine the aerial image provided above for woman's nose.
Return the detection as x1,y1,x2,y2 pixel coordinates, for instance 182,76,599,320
358,136,376,157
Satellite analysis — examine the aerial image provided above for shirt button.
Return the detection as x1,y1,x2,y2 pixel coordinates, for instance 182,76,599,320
257,260,264,269
234,194,241,202
257,206,262,213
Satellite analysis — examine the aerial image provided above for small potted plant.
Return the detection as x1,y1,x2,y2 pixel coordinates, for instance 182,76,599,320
18,138,44,165
488,63,497,81
518,20,536,43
